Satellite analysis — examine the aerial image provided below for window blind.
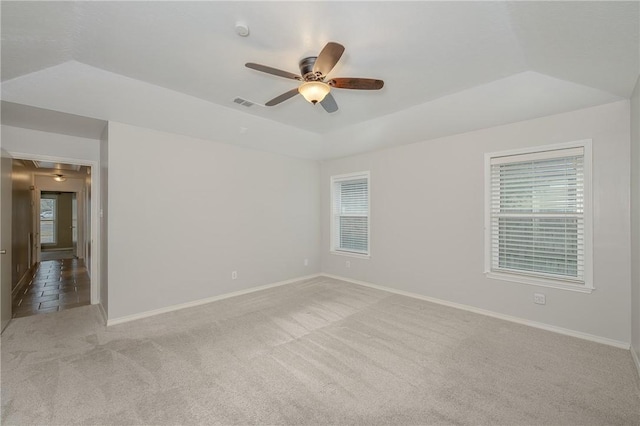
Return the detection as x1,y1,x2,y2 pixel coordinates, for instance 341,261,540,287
332,175,369,254
490,148,585,283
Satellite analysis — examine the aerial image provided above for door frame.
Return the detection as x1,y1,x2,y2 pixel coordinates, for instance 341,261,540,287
1,148,13,333
8,152,101,305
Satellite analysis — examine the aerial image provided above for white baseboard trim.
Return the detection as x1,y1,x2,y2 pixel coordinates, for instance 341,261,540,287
632,346,640,380
106,273,322,326
322,273,631,350
97,302,107,326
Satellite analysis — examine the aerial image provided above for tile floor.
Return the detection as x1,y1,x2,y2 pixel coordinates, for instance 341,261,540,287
12,258,91,318
40,249,75,261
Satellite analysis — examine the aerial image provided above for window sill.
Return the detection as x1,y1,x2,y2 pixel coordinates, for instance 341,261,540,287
485,271,593,294
330,250,370,259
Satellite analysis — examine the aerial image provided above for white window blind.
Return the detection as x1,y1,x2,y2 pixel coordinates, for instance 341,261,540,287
331,172,369,255
489,147,586,284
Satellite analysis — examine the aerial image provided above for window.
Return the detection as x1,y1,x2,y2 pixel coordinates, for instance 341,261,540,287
485,141,592,292
331,172,370,257
40,196,57,245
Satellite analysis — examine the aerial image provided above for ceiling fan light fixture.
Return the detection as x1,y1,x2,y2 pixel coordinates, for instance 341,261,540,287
298,81,330,104
246,42,383,113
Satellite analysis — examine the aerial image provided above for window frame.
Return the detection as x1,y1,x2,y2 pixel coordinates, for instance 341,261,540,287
484,140,593,293
330,171,371,258
40,194,58,246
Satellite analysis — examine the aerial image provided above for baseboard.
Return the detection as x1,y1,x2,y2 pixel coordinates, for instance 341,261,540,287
103,271,632,352
97,302,107,326
632,346,640,380
106,273,322,326
322,273,631,350
11,264,37,298
42,247,74,252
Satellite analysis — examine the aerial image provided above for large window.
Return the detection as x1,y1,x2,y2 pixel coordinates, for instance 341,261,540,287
40,196,57,245
485,141,592,292
331,172,370,256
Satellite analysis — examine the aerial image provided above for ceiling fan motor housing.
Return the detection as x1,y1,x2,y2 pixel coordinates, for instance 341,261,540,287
299,57,321,81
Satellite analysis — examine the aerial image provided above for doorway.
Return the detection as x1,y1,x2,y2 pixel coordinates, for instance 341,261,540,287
7,157,98,319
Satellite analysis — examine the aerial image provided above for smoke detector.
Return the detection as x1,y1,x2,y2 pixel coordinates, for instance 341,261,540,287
235,22,250,37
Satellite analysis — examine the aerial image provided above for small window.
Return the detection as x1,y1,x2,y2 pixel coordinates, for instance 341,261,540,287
331,172,370,257
485,141,592,292
40,196,57,245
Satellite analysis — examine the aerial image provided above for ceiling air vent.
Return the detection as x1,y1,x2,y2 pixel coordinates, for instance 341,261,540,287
233,97,256,107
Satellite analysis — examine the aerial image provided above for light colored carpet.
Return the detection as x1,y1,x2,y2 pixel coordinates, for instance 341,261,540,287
1,276,639,425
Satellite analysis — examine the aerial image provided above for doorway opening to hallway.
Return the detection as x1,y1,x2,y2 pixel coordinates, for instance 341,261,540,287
9,159,95,319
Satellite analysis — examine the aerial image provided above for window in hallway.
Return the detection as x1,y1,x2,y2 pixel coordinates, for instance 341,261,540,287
40,196,57,244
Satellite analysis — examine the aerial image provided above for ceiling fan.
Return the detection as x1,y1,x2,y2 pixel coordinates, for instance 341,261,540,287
245,42,384,113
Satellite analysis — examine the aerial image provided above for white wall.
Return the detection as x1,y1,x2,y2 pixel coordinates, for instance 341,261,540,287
84,171,92,275
99,125,109,317
106,122,320,320
630,75,640,372
1,125,100,162
321,100,631,345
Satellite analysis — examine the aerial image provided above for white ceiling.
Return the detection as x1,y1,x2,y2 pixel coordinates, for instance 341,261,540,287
1,1,638,159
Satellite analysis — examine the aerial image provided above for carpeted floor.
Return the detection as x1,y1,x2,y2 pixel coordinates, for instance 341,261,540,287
1,276,639,425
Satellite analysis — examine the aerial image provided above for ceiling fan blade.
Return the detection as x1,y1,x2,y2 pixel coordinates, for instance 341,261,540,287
265,88,300,106
329,78,384,90
320,92,338,113
245,63,302,81
313,42,345,76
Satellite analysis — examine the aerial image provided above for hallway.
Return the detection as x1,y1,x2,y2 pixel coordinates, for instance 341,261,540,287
12,258,90,318
40,249,75,261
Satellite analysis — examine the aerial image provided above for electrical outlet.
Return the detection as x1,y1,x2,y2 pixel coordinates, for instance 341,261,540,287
346,261,351,268
534,293,546,305
304,258,309,266
231,271,238,280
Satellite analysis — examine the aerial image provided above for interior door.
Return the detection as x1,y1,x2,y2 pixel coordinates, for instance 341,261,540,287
72,192,78,256
1,148,13,333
